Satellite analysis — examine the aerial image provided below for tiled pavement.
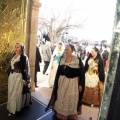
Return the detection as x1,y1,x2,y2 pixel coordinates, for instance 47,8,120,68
32,63,99,120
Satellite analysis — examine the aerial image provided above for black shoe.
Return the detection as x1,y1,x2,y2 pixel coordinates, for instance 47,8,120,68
35,85,39,88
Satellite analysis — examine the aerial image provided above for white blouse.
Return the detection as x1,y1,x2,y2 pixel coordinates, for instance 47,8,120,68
11,55,20,69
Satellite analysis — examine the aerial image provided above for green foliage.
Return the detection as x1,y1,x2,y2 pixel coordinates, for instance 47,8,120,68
101,40,107,45
0,48,14,103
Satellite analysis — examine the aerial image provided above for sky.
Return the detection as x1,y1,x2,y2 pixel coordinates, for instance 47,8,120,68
39,0,117,43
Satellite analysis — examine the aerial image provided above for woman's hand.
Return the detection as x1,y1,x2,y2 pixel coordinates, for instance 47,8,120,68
79,86,82,92
23,80,27,86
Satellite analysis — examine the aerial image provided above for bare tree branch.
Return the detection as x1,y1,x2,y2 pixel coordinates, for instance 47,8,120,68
38,8,84,43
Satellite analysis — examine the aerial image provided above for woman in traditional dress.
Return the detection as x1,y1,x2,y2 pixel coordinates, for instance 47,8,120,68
82,47,105,106
48,42,65,88
7,43,32,116
46,44,85,120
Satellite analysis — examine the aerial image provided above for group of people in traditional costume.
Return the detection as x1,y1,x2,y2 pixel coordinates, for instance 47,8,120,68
46,43,105,120
7,41,106,120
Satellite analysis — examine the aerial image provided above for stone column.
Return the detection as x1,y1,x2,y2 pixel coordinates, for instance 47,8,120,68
107,55,120,119
98,0,120,119
26,0,41,92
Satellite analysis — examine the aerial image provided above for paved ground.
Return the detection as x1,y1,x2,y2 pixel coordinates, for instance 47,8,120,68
32,62,99,120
